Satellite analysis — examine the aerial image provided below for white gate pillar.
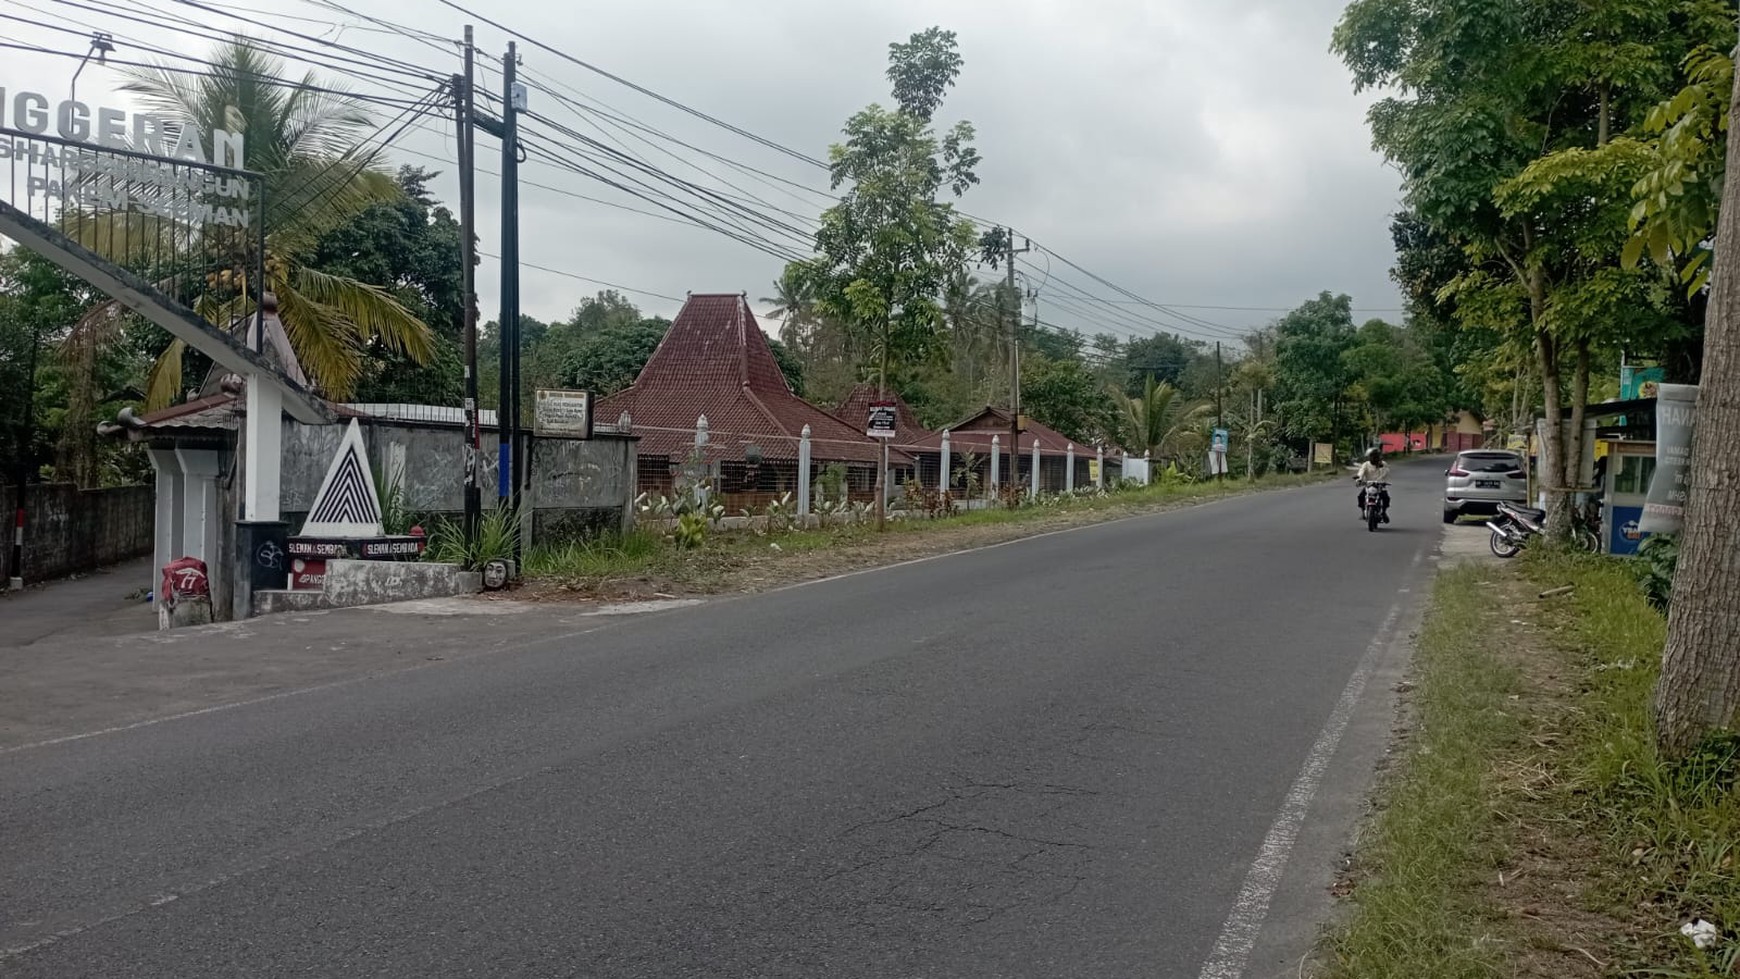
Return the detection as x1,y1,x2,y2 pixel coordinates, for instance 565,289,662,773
147,447,184,586
175,447,223,563
243,377,282,521
797,424,812,516
939,429,951,493
1030,438,1041,498
1066,442,1076,493
989,435,1000,491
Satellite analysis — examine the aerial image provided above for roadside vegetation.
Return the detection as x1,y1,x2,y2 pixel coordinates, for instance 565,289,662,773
1324,548,1740,978
491,470,1334,598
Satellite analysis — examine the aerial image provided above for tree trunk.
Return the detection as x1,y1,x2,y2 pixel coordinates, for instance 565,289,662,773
1654,37,1740,756
1567,337,1591,494
1530,267,1569,538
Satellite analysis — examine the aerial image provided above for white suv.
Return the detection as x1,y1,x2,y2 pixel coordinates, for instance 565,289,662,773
1443,450,1528,523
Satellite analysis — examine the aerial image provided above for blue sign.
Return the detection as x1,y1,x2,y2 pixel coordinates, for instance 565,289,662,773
1211,428,1229,452
1608,504,1650,556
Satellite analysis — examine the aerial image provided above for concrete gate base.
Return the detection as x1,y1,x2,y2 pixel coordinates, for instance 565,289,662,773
254,560,482,615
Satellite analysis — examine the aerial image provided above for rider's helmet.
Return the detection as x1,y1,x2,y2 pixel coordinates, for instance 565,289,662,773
1367,448,1384,465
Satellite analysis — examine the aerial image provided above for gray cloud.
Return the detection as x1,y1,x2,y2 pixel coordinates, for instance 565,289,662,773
0,0,1405,342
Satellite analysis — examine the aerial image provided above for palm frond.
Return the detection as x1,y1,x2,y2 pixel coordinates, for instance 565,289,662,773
282,79,378,158
267,161,397,249
274,274,364,398
291,265,434,363
144,339,187,412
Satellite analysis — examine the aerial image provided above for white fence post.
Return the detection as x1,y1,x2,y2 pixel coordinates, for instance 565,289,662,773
989,434,1000,492
694,415,709,507
797,424,812,517
1065,442,1076,493
1030,438,1040,498
1096,444,1105,489
939,429,951,494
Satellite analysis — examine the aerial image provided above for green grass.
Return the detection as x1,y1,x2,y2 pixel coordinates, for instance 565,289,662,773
1324,550,1740,978
523,529,667,581
1520,550,1740,977
1324,567,1523,979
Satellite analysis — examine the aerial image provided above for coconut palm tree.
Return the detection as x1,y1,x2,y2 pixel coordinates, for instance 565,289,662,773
66,40,433,409
761,266,817,352
1119,374,1212,463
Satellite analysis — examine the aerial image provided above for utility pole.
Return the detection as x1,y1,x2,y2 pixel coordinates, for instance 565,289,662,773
455,26,481,547
1002,228,1031,495
498,41,523,565
875,329,889,531
1215,341,1225,482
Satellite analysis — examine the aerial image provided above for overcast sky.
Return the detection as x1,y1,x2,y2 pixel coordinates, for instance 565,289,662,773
0,0,1406,345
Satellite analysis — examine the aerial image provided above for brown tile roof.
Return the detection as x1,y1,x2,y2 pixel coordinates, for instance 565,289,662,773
906,406,1100,458
597,294,905,465
833,384,929,446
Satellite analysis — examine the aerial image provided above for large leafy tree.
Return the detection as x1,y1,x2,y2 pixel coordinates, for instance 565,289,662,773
787,26,982,521
789,27,981,397
1271,292,1358,449
1334,0,1730,536
1019,354,1120,447
69,40,435,409
0,249,128,488
308,166,463,404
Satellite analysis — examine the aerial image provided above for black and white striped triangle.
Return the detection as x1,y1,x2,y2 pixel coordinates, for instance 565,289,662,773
300,419,384,538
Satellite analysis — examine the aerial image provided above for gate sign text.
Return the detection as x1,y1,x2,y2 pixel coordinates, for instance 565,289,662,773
0,88,253,229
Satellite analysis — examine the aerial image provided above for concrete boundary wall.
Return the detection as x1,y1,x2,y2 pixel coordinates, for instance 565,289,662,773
3,483,153,585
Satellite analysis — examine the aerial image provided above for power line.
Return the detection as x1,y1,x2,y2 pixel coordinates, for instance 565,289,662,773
394,133,700,228
513,132,807,263
0,38,433,109
483,253,683,304
519,111,818,249
23,0,447,100
433,0,828,170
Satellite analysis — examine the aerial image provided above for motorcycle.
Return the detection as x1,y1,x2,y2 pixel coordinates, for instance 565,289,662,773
1487,501,1601,558
1359,480,1390,532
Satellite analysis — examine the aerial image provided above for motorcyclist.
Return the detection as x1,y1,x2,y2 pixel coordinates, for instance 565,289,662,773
1355,449,1391,523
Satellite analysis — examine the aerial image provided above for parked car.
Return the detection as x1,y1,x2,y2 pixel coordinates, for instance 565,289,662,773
1443,449,1528,523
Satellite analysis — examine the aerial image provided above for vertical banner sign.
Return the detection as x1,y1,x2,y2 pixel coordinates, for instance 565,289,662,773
1208,428,1230,475
867,402,897,439
1639,383,1697,534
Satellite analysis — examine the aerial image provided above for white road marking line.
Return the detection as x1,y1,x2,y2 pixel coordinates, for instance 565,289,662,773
1196,546,1426,979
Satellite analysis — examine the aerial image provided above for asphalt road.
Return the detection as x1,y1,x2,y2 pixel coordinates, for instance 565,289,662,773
2,463,1442,979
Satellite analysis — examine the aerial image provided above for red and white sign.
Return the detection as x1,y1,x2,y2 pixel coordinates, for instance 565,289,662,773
160,557,209,606
288,557,327,591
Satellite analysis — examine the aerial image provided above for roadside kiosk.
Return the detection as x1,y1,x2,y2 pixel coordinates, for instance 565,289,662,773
1585,396,1659,556
1601,439,1656,555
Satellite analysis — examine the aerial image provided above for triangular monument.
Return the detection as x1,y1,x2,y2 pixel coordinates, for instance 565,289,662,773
285,419,423,564
300,419,384,538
